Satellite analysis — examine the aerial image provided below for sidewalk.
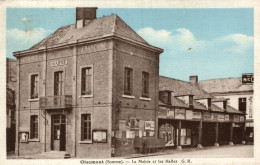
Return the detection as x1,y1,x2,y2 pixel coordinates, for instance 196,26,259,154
7,144,251,159
122,144,251,159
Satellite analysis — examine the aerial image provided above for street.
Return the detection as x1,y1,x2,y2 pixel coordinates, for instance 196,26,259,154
134,145,253,158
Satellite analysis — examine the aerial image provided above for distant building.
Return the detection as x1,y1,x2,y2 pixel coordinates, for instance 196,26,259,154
198,74,254,143
6,58,17,152
158,76,246,149
13,7,163,158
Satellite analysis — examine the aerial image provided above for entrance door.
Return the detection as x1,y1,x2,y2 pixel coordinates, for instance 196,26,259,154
51,114,66,151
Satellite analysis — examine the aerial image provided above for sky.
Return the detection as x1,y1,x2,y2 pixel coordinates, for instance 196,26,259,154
6,8,254,81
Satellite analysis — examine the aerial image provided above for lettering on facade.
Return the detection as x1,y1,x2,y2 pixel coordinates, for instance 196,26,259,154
175,109,185,119
225,114,229,121
77,43,108,54
20,54,44,63
242,74,254,84
218,114,225,122
203,112,212,120
186,110,193,120
50,59,68,67
193,111,201,119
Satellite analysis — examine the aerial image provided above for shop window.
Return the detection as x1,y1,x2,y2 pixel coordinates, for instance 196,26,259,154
142,71,149,97
239,98,246,112
81,114,91,140
30,74,38,99
54,71,63,96
30,115,38,139
81,67,92,95
124,67,133,95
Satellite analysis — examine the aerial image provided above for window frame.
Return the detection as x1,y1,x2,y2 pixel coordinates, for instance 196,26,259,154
238,97,247,113
54,71,64,96
80,64,94,97
81,114,92,142
29,73,39,100
142,71,149,98
124,67,133,96
30,115,39,140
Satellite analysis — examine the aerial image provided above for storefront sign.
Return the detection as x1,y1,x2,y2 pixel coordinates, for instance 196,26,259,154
50,59,68,67
212,113,218,121
233,115,239,122
218,114,225,122
175,109,185,119
240,116,245,122
242,74,254,84
167,108,175,118
225,115,229,121
203,112,212,120
186,110,193,120
93,130,107,143
144,121,155,130
193,111,201,120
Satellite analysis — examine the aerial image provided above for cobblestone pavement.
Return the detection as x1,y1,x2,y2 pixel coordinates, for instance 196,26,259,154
136,144,253,158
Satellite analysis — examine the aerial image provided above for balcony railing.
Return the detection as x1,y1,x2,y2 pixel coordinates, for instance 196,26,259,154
39,95,72,109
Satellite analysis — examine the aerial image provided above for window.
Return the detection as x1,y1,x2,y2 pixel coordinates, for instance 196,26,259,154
81,114,91,141
31,74,38,99
81,67,92,95
142,71,149,97
30,115,38,139
54,71,63,96
124,67,133,95
239,98,247,112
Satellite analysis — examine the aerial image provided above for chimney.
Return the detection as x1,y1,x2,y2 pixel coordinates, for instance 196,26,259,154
189,75,198,85
76,7,97,29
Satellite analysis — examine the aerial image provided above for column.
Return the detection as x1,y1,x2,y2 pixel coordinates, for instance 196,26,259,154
197,120,203,148
241,123,246,144
229,122,234,145
214,122,219,147
177,120,182,150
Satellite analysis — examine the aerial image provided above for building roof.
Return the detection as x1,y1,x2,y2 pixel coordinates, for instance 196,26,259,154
30,15,148,50
211,104,224,112
159,76,243,114
226,105,245,114
159,76,213,99
198,77,253,94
